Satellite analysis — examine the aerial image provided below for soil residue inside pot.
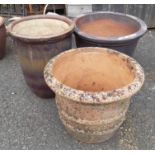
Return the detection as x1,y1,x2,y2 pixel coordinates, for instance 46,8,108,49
12,19,70,37
79,19,137,37
52,49,135,92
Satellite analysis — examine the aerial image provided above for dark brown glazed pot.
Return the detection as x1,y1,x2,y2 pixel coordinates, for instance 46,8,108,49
8,15,74,98
74,12,147,56
0,17,6,59
44,47,145,143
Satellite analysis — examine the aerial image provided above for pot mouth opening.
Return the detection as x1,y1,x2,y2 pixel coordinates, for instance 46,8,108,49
52,49,135,92
78,18,138,38
44,47,145,104
9,15,74,41
74,11,147,42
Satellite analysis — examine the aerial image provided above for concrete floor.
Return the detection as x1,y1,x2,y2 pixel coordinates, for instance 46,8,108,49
0,31,154,150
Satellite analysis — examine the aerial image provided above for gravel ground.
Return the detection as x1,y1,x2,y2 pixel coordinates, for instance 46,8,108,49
0,30,154,150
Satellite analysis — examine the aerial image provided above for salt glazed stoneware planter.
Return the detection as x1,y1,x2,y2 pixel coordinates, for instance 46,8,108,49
44,47,145,143
8,15,74,98
0,16,6,59
74,12,147,56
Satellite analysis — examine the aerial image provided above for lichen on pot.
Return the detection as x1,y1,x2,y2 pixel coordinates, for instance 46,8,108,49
44,47,145,143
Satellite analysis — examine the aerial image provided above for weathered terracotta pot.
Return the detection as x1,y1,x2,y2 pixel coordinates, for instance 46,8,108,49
44,47,145,143
0,16,6,59
8,15,74,98
74,12,147,56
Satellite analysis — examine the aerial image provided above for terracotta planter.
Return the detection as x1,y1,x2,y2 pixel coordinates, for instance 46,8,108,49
8,15,74,98
74,12,147,56
44,47,145,143
0,17,6,59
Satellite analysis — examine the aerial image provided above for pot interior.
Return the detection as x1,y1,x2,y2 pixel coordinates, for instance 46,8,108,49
52,48,135,92
12,18,70,38
76,13,140,38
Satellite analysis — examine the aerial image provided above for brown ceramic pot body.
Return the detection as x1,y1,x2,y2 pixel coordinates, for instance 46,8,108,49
74,12,147,56
0,17,6,59
44,47,145,143
8,15,74,98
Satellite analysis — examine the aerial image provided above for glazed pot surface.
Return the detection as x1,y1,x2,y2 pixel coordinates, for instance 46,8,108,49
8,15,74,98
74,12,147,56
44,47,145,143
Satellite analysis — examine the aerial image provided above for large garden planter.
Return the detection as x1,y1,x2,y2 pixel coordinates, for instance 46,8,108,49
0,16,6,59
44,47,145,143
74,12,147,56
8,15,74,98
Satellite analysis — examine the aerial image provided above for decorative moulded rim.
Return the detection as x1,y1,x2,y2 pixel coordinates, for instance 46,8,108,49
44,47,145,104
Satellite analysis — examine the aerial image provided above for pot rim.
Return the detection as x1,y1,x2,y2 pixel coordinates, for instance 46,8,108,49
74,11,147,43
44,47,145,104
8,15,75,42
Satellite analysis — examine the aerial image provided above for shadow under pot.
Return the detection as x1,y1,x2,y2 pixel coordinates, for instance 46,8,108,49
0,16,6,59
8,15,74,98
74,11,147,56
44,47,145,143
